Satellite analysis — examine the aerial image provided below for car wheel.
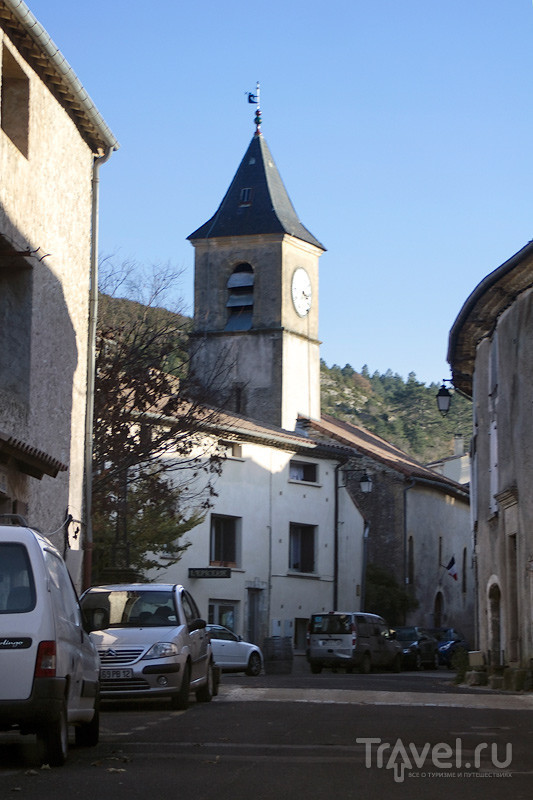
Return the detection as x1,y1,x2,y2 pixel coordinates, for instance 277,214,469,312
39,700,68,766
310,663,323,674
392,653,402,673
196,660,214,703
431,652,439,670
415,652,422,671
360,653,371,674
75,693,100,747
171,662,190,710
245,651,262,677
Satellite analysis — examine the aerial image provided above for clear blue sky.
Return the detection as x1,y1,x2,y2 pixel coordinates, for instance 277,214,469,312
28,0,533,385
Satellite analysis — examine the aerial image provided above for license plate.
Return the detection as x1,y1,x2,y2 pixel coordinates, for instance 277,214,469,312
320,639,340,647
100,668,133,680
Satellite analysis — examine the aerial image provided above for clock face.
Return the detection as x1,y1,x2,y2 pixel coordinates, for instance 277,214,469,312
291,268,312,317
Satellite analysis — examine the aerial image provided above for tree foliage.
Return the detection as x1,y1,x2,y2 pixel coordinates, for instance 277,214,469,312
364,563,418,627
91,262,224,583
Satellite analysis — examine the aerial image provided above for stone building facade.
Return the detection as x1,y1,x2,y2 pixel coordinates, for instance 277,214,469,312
449,239,533,677
0,1,117,583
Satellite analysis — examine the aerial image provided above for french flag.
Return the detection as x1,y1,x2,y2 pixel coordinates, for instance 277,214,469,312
446,557,458,581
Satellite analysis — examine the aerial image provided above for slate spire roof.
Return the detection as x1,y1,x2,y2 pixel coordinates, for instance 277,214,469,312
188,123,325,250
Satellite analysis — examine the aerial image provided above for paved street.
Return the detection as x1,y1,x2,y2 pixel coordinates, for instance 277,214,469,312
1,659,532,799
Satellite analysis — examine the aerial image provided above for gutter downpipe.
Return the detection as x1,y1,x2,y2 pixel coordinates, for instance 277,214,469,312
334,465,341,610
403,478,416,624
82,146,114,590
360,521,370,611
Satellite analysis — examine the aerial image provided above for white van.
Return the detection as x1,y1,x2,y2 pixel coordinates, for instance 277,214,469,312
0,519,100,765
306,611,402,674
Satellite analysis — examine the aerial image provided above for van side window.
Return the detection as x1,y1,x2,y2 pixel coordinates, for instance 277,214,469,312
0,543,35,612
44,549,80,624
355,616,370,637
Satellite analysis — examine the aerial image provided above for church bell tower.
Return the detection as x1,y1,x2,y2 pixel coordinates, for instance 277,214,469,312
188,90,325,431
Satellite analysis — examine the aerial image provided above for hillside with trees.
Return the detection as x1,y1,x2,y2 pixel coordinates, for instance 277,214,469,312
320,361,472,464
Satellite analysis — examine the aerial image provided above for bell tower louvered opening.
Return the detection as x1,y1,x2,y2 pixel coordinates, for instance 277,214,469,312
225,262,254,331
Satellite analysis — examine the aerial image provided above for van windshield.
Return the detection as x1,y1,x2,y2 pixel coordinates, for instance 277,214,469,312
310,614,352,635
81,589,178,629
0,543,36,613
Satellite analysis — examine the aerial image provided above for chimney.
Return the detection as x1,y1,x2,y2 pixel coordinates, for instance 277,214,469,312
453,434,464,456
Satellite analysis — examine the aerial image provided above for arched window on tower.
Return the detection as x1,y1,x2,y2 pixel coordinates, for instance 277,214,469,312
225,263,254,331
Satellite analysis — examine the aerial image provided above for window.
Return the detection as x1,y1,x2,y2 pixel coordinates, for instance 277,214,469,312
289,460,318,483
210,515,240,567
0,543,35,613
220,440,242,458
239,187,253,206
181,590,201,627
289,523,316,573
225,263,254,331
44,550,80,624
1,46,29,157
208,600,238,630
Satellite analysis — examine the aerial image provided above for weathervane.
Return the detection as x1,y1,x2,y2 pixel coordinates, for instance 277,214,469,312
247,81,261,135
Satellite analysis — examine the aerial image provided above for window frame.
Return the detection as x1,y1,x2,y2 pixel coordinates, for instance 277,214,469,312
288,522,316,574
289,460,319,484
210,514,240,568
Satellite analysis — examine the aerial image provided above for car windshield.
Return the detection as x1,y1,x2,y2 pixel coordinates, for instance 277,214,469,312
82,589,178,628
310,614,352,634
394,627,418,641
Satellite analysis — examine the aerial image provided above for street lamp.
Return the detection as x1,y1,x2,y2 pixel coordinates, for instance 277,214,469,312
436,380,453,417
359,471,373,493
341,466,373,493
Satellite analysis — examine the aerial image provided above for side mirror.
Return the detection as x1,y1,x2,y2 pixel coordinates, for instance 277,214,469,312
189,617,207,632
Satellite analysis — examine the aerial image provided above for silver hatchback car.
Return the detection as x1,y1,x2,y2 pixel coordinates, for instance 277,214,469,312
81,584,214,709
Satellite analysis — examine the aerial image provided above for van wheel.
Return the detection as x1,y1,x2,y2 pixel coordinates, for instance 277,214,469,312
171,662,190,710
39,701,68,766
75,694,100,747
310,663,322,674
196,660,214,703
360,653,371,674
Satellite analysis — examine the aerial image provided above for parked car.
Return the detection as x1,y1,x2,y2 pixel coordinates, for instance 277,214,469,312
306,611,402,674
81,584,214,709
0,519,100,766
429,627,470,668
206,625,263,676
393,626,440,670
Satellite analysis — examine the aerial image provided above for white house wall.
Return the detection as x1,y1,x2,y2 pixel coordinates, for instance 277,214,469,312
152,439,364,649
